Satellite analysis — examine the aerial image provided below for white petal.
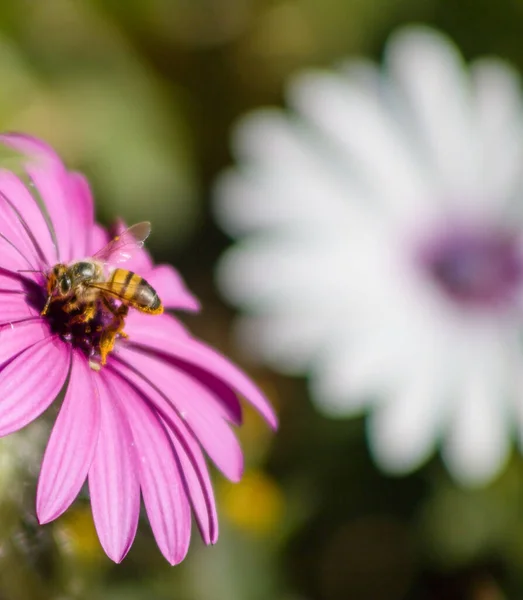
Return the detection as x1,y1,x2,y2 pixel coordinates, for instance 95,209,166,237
442,342,510,486
288,68,431,223
213,165,357,237
366,374,444,474
510,355,523,450
216,235,352,311
471,58,523,206
217,110,367,232
386,26,479,198
232,312,334,375
310,340,401,416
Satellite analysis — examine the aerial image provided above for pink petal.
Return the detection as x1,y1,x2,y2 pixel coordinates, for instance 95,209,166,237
146,265,201,312
163,420,218,545
105,369,192,565
112,361,218,545
0,336,70,436
89,224,109,255
26,163,74,263
0,233,36,272
0,133,74,261
171,359,243,425
125,311,190,340
0,297,39,326
0,192,44,270
0,169,56,264
88,372,140,563
128,323,278,429
124,313,243,424
118,347,244,482
0,269,28,292
0,133,63,163
37,351,100,523
0,319,51,367
68,173,94,259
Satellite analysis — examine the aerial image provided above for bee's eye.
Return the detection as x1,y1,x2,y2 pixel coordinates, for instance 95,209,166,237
60,275,72,295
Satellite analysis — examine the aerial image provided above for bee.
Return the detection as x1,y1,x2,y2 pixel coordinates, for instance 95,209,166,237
42,222,163,366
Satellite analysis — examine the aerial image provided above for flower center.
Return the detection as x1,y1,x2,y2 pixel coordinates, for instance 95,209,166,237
28,280,116,364
418,224,523,309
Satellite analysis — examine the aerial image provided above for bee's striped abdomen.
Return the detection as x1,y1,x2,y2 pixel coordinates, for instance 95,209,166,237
108,268,163,314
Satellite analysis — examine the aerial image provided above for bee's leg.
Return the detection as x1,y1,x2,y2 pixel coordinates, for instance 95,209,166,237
99,299,129,365
62,297,81,314
69,302,96,325
41,294,53,316
43,295,81,317
41,278,56,316
107,299,130,338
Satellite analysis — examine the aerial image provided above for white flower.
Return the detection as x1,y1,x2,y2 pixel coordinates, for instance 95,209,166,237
214,25,523,486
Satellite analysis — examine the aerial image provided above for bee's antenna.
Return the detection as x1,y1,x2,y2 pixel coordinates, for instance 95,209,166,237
17,269,45,274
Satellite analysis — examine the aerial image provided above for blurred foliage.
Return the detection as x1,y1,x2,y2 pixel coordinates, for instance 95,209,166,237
0,0,197,249
0,0,522,599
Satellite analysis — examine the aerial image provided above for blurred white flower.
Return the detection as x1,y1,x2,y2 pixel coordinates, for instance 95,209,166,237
214,25,523,486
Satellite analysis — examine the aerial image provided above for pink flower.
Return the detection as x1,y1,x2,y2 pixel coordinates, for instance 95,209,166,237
0,133,277,564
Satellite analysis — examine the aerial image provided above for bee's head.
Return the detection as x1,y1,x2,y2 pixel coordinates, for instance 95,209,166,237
41,264,72,316
47,264,72,299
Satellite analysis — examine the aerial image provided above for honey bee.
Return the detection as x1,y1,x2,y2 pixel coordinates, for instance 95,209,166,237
42,222,163,366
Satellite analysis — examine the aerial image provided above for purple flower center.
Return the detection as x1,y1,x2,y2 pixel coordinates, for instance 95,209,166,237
418,225,523,309
27,281,114,361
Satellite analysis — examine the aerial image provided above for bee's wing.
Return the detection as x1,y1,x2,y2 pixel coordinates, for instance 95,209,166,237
92,222,151,266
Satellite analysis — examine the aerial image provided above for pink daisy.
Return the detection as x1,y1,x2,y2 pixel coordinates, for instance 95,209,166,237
0,133,277,564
